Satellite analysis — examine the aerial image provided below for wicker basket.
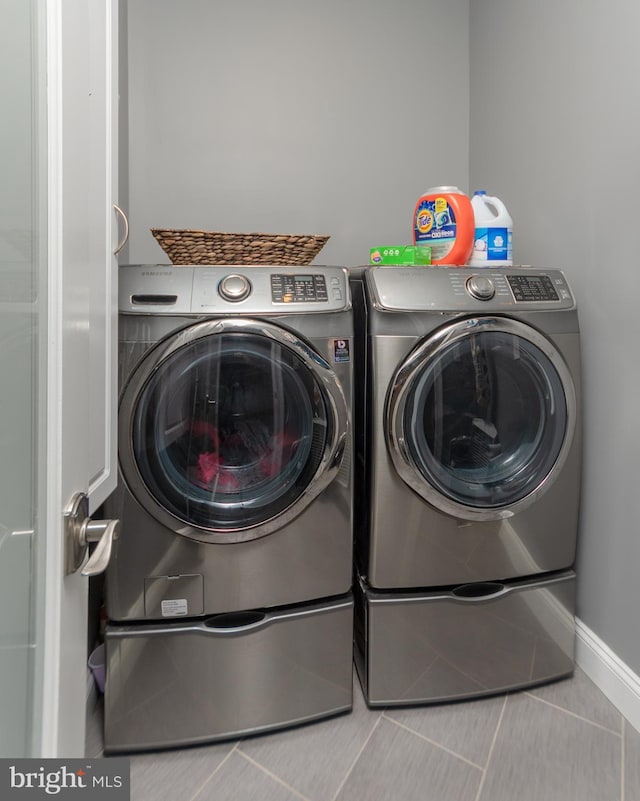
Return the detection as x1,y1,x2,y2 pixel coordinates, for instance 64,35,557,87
151,228,330,266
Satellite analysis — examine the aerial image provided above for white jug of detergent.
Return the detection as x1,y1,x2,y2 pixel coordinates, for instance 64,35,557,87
469,191,513,267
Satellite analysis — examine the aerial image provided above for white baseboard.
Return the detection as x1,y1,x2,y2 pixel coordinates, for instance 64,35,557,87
575,617,640,733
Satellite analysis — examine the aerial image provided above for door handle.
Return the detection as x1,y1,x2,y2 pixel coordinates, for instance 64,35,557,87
64,492,120,576
113,204,129,256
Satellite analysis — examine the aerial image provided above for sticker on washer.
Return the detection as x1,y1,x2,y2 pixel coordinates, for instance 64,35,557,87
161,598,188,617
333,339,350,362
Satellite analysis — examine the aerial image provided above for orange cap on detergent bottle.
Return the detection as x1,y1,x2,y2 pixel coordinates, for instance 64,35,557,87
412,186,474,265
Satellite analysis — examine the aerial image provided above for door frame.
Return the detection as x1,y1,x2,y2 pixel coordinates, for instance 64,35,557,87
31,0,118,757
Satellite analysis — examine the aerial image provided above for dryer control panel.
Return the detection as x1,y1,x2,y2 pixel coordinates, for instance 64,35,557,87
506,273,560,302
367,266,575,312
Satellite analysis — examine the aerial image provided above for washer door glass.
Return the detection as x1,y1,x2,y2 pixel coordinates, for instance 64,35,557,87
388,318,576,517
123,322,345,539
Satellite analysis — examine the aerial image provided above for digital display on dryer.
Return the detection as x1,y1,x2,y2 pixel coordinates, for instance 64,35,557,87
507,274,560,302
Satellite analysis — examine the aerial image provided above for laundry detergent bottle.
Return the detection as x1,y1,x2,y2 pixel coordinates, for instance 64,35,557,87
469,191,513,267
412,186,474,265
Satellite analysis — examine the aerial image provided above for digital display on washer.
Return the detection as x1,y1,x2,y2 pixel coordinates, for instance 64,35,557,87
271,273,329,303
507,274,560,302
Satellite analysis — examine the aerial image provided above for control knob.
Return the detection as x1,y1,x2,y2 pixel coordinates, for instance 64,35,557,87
218,274,252,302
466,274,495,301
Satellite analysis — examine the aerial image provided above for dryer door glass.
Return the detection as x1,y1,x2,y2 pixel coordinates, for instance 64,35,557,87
403,329,569,509
130,331,332,531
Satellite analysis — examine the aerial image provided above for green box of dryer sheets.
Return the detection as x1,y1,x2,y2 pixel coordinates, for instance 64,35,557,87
369,245,432,265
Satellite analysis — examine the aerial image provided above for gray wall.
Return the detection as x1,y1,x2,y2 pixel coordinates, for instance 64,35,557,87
470,0,640,675
125,0,470,267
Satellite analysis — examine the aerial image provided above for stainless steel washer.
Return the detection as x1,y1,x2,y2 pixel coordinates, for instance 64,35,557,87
351,266,581,705
104,264,354,752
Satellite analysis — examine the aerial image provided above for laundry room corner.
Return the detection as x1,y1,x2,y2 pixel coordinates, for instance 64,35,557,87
470,0,640,733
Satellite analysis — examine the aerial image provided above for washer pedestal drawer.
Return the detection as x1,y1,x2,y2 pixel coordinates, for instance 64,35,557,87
104,594,353,753
354,571,575,707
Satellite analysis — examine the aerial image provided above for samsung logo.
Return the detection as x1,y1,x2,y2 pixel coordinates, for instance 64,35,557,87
141,271,172,276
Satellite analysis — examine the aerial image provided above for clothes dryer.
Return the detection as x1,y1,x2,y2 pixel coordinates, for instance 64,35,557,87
352,266,581,706
104,265,354,751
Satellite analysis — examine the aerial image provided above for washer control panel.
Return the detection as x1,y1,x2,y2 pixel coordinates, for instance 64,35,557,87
270,273,329,303
118,265,350,314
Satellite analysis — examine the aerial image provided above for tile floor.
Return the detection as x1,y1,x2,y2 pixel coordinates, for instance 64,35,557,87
86,667,640,801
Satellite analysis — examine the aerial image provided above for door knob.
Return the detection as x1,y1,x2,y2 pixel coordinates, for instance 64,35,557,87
64,492,120,576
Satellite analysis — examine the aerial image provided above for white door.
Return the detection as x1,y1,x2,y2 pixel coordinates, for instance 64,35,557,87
0,0,119,757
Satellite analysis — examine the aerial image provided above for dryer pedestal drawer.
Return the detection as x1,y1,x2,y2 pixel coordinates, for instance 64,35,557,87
354,572,575,707
104,594,353,753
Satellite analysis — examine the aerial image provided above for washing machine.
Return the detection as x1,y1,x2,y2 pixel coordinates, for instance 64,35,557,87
351,265,581,706
103,264,354,752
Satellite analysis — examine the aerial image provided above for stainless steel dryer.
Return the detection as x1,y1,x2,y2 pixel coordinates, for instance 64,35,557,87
104,264,354,752
352,266,581,706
